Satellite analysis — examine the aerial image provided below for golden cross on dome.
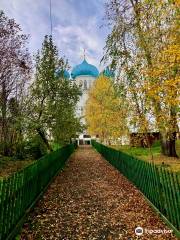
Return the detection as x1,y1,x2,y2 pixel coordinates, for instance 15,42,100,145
83,48,86,60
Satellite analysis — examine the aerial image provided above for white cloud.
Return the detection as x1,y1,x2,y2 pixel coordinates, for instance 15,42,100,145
54,16,106,70
1,0,109,71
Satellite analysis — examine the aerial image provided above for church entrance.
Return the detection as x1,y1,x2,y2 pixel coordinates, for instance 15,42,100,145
79,139,84,145
84,140,91,145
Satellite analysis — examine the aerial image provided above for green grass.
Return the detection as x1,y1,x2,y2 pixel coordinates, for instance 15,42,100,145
114,145,161,157
111,140,180,173
0,156,34,178
0,142,62,178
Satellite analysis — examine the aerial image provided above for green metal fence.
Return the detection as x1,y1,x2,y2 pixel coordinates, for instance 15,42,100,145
0,144,75,240
92,140,180,234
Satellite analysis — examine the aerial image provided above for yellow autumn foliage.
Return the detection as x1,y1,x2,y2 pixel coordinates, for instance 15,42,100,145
85,75,128,141
139,0,180,134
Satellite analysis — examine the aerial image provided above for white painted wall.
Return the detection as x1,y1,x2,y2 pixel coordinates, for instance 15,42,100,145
74,75,96,127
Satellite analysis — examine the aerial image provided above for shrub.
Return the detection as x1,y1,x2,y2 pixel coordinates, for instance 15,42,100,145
24,136,48,159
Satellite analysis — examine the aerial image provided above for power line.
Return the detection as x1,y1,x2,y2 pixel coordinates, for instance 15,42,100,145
49,0,53,36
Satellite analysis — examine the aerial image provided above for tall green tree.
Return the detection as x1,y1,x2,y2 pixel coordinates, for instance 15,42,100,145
27,35,81,150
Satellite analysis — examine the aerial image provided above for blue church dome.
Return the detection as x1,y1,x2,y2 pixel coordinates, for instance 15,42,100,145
63,70,70,79
55,69,70,79
71,59,99,79
102,66,115,78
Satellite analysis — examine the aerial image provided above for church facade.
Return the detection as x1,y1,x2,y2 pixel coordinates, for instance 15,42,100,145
71,59,99,144
71,59,99,122
60,57,114,145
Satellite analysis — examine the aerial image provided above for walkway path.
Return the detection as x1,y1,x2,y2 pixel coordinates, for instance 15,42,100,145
20,146,177,240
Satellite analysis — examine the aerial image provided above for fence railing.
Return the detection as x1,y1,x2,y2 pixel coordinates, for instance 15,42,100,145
92,140,180,235
0,143,75,240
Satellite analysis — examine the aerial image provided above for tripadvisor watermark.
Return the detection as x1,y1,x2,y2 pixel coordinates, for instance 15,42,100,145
135,226,173,236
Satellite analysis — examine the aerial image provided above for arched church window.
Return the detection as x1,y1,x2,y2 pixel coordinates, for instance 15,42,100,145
79,80,83,87
84,80,87,90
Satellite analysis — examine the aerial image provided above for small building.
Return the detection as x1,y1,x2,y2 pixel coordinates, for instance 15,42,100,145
76,134,91,145
130,132,160,147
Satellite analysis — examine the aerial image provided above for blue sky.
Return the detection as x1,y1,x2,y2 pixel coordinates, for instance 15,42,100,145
1,0,110,71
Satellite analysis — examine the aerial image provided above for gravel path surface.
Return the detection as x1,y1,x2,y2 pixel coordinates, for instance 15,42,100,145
20,146,177,240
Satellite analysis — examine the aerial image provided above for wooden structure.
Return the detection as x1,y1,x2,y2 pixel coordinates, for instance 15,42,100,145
130,132,160,147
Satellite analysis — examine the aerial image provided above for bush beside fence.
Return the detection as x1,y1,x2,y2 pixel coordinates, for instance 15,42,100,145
92,140,180,234
0,143,75,240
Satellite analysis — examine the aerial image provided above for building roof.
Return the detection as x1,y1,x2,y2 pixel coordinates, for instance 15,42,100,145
71,59,99,79
102,66,115,78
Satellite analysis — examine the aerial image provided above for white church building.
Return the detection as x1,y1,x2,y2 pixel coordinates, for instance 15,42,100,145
71,58,99,144
59,56,114,145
